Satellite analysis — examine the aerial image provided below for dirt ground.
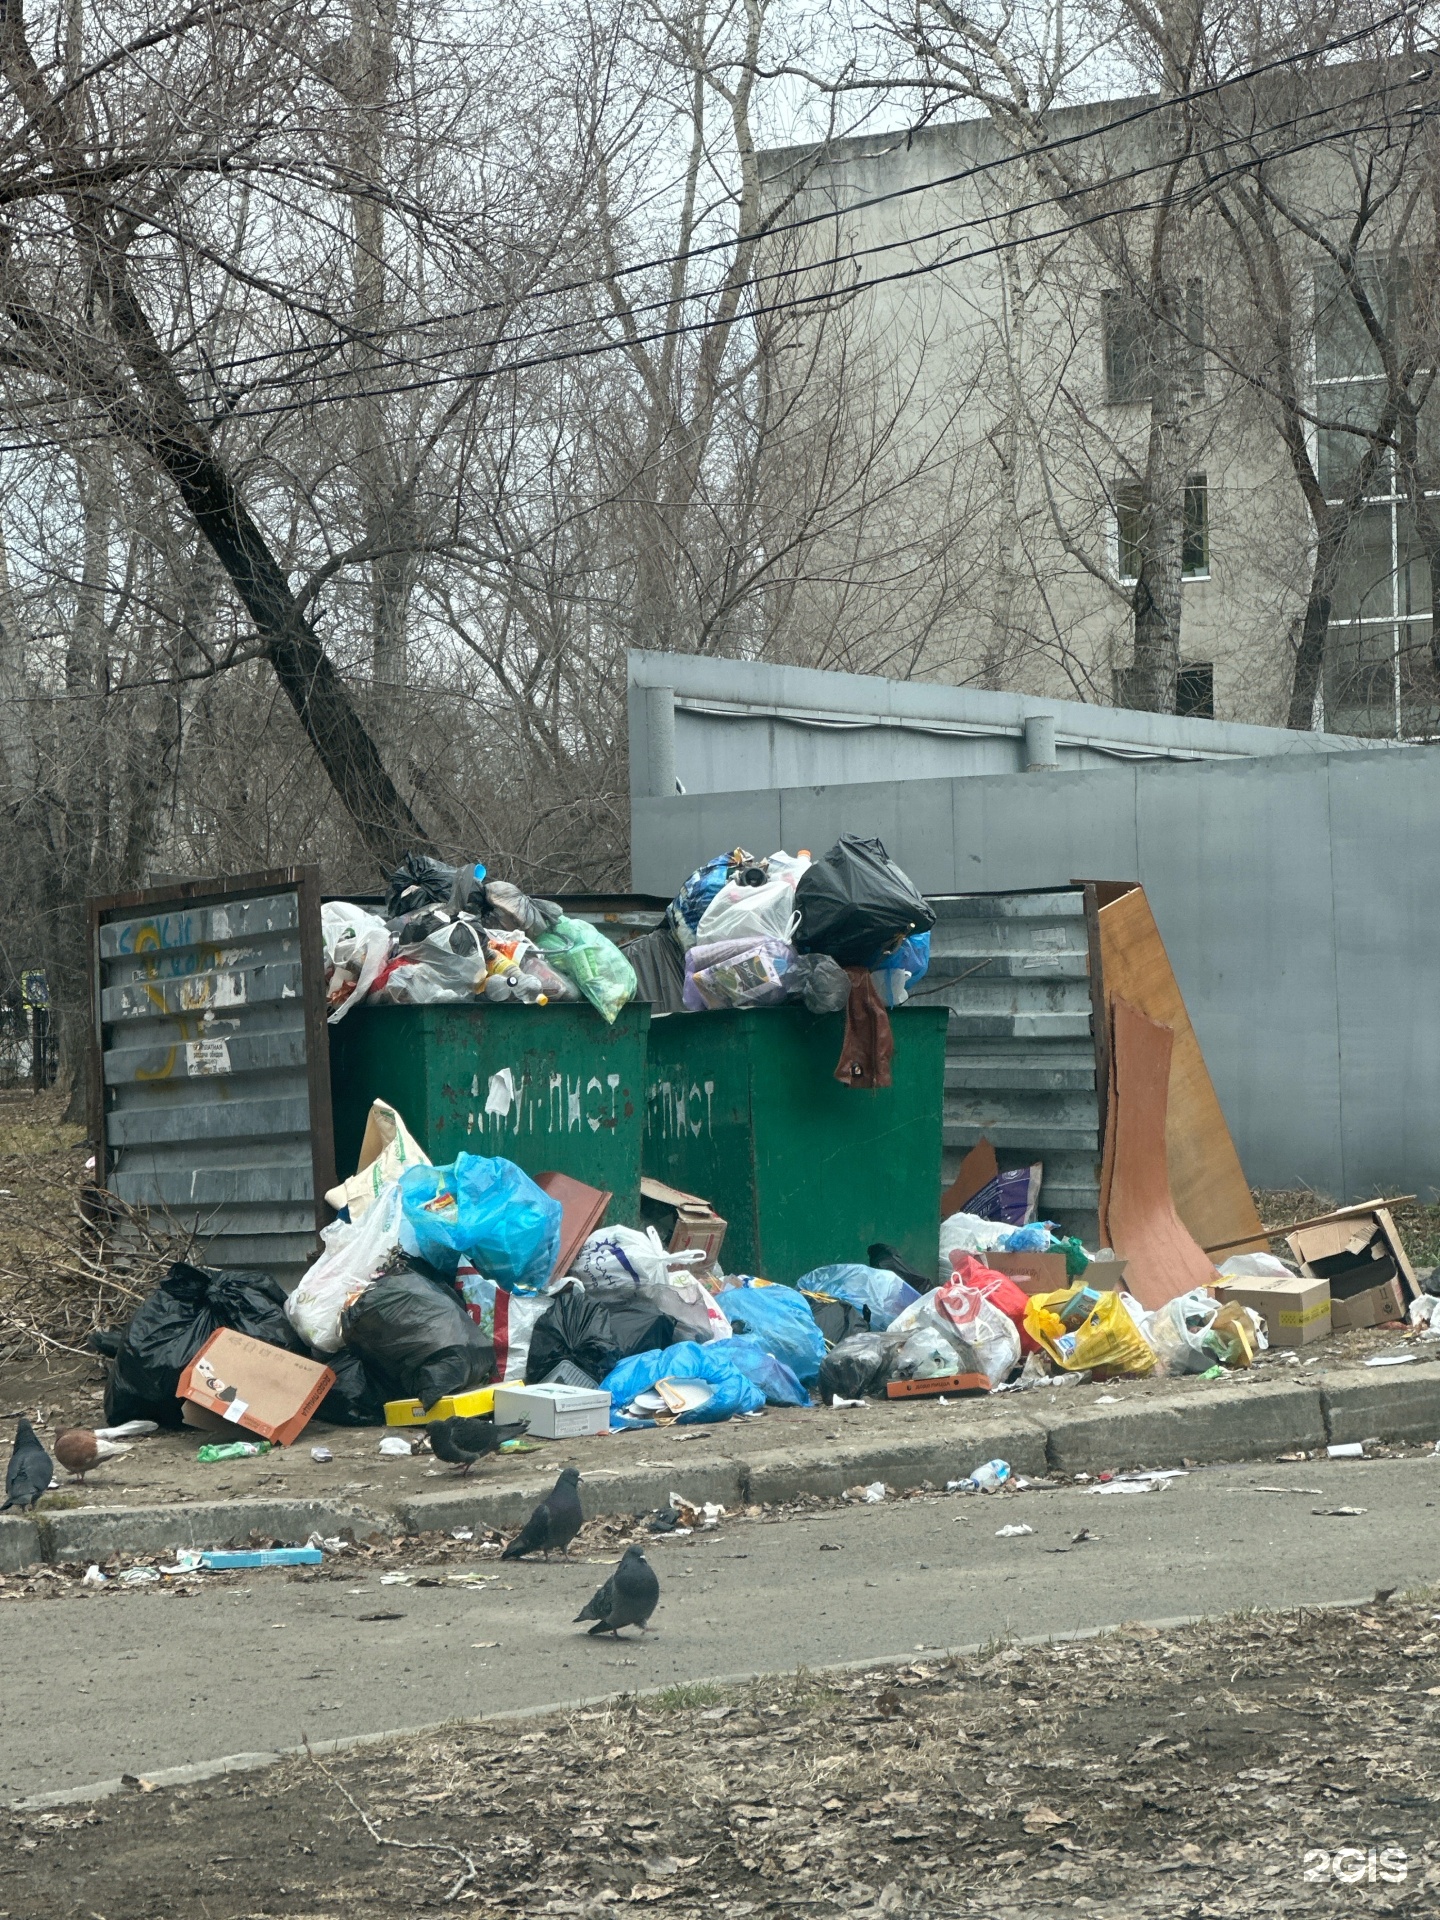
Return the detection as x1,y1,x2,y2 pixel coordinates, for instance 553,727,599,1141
3,1591,1437,1917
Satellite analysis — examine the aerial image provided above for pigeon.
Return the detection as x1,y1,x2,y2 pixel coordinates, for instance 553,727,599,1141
574,1543,660,1636
426,1417,529,1474
53,1429,133,1482
502,1466,584,1560
3,1418,54,1512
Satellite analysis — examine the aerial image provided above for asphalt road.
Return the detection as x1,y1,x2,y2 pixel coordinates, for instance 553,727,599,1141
6,1455,1438,1802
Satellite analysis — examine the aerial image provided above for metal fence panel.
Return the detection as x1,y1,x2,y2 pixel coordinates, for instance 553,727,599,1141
90,868,335,1289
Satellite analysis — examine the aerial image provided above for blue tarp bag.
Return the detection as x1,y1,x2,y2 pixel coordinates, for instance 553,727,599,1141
797,1263,919,1331
715,1280,826,1385
398,1154,561,1293
601,1340,766,1426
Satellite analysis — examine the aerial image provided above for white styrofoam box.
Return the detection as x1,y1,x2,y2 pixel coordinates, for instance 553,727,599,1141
493,1382,612,1439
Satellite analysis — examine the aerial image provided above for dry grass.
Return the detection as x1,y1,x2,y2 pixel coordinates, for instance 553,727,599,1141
1253,1186,1440,1273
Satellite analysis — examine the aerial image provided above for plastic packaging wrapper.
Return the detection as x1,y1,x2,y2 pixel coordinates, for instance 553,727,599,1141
322,901,393,1023
537,915,637,1024
572,1225,707,1290
797,1263,919,1331
326,1100,430,1221
869,931,932,1009
715,1280,828,1386
793,835,936,967
371,920,488,1005
963,1163,1044,1226
457,1271,554,1379
106,1263,308,1428
1024,1287,1155,1375
287,1180,406,1352
601,1340,767,1426
666,852,752,952
720,1335,809,1407
783,952,851,1014
683,936,794,1010
340,1267,493,1408
890,1280,1021,1386
399,1154,561,1292
484,879,561,939
695,873,801,946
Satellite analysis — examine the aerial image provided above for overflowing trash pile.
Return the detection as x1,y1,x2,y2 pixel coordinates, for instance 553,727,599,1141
323,854,638,1024
628,835,935,1023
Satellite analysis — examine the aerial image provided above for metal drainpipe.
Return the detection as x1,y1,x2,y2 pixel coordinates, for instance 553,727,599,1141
1023,713,1058,770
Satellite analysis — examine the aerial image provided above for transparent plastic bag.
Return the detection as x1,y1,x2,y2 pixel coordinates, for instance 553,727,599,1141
889,1282,1021,1386
372,921,487,1005
797,1263,919,1331
537,915,637,1023
695,875,801,945
1145,1288,1221,1376
783,952,851,1014
683,936,794,1009
666,852,750,952
322,901,393,1023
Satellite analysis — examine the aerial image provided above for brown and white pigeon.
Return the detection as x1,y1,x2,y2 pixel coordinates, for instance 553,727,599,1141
3,1418,54,1511
53,1428,134,1482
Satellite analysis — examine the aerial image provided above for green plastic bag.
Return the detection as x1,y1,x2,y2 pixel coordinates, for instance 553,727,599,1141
537,915,637,1024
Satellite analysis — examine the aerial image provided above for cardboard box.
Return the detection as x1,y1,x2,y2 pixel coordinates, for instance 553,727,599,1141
885,1371,990,1398
982,1252,1128,1295
493,1381,611,1438
385,1386,496,1428
640,1176,727,1274
1288,1207,1417,1331
1214,1274,1331,1348
179,1330,335,1447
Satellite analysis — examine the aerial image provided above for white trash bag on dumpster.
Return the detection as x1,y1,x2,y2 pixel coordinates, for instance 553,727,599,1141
286,1181,405,1352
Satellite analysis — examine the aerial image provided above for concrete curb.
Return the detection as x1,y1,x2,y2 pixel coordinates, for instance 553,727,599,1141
3,1366,1436,1574
5,1595,1383,1813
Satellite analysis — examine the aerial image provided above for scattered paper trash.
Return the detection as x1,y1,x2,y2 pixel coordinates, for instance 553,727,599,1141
995,1523,1034,1537
1327,1442,1365,1458
200,1547,324,1570
311,1446,334,1461
81,1564,107,1587
1365,1352,1417,1367
380,1570,413,1585
1095,1394,1120,1405
1314,1506,1367,1517
1090,1470,1187,1496
852,1481,887,1503
451,1527,474,1541
305,1532,348,1554
831,1396,865,1410
379,1435,413,1457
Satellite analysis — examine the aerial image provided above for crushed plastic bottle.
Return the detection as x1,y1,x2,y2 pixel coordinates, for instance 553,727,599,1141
963,1458,1012,1494
196,1440,272,1463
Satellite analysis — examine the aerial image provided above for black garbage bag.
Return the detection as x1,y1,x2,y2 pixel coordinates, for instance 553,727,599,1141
104,1262,300,1428
525,1288,621,1385
386,852,459,918
867,1242,935,1294
817,1331,899,1403
626,926,687,1014
313,1345,389,1426
341,1267,493,1409
794,835,936,967
801,1294,869,1346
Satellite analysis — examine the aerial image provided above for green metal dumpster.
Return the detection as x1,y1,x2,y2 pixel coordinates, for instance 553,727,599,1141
643,1005,948,1283
329,1003,650,1223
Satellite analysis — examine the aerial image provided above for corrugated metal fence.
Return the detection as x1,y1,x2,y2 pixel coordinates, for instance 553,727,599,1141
90,869,335,1288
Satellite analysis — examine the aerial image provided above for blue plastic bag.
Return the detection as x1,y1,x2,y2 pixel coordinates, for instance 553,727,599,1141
601,1340,766,1426
869,931,931,1007
715,1280,827,1385
797,1263,919,1331
666,853,747,952
722,1335,809,1406
398,1154,561,1293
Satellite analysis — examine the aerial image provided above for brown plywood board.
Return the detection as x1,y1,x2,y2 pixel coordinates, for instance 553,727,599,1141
941,1137,998,1219
1105,999,1222,1312
1097,887,1266,1258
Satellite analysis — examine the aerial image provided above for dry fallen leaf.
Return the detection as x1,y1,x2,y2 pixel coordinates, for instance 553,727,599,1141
1023,1805,1066,1832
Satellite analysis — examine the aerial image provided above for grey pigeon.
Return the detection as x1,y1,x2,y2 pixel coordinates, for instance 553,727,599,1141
502,1466,583,1559
426,1416,528,1475
574,1543,659,1636
3,1418,53,1512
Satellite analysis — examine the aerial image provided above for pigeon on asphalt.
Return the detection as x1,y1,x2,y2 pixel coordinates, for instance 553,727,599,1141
574,1544,660,1636
502,1466,584,1560
53,1429,133,1482
3,1418,54,1512
426,1417,529,1475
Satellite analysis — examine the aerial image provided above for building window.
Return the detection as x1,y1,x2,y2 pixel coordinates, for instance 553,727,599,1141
1176,663,1215,717
1103,280,1205,403
1116,475,1209,581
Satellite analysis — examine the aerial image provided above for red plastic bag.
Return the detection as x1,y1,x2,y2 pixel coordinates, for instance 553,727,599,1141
949,1252,1038,1353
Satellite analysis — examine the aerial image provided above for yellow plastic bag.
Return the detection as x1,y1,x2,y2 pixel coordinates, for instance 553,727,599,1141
1023,1288,1155,1376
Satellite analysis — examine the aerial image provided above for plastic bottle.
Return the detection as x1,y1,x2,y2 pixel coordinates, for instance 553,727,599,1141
966,1458,1012,1493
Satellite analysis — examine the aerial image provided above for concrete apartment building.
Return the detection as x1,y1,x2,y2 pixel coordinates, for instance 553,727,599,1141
757,69,1436,737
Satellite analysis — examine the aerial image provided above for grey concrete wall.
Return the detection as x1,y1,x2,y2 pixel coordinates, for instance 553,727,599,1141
627,649,1392,800
631,744,1440,1204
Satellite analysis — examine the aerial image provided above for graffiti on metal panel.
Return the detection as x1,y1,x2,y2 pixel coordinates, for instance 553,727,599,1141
645,1077,716,1140
461,1069,633,1141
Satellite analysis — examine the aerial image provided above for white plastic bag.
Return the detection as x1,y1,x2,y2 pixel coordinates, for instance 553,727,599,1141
571,1224,706,1289
938,1209,1013,1283
285,1181,405,1352
695,875,800,945
1217,1253,1294,1280
325,1100,430,1219
323,901,393,1023
1146,1288,1220,1375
